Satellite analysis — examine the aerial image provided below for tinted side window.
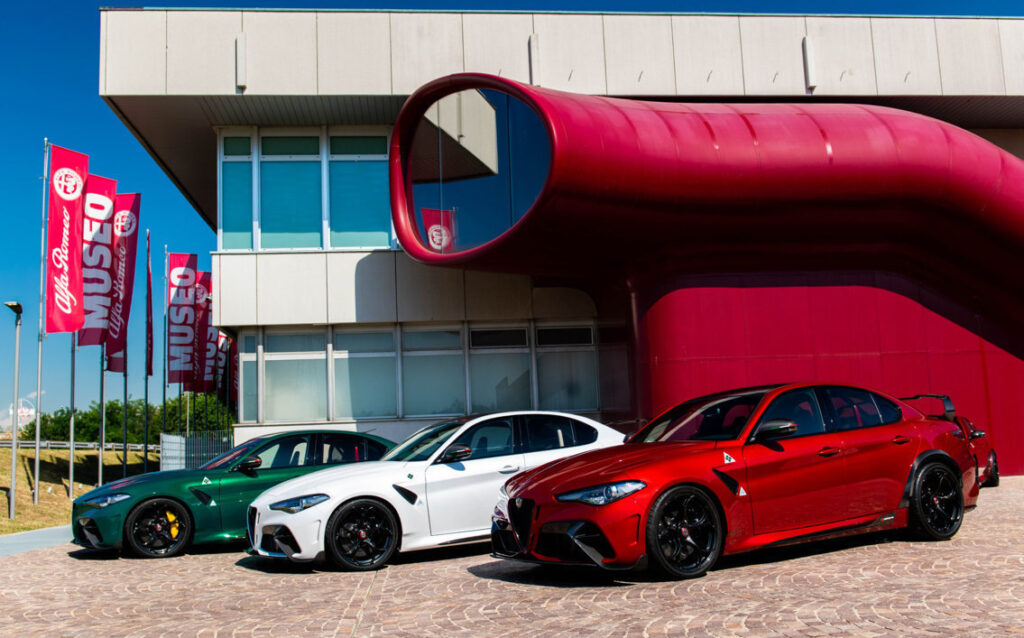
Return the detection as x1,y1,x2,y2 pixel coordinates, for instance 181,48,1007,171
825,387,883,431
451,418,515,460
572,420,598,445
873,394,902,425
318,433,389,465
758,389,825,437
523,415,578,452
256,435,312,469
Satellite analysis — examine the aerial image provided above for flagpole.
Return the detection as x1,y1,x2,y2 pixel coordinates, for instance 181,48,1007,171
122,367,127,478
143,229,151,473
143,365,149,473
98,344,105,486
33,139,50,505
162,245,168,438
68,334,75,498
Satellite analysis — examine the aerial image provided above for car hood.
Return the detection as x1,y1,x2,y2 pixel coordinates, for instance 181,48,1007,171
507,440,719,498
253,460,411,505
74,469,206,503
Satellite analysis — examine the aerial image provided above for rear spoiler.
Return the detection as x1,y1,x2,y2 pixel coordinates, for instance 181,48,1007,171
899,394,956,421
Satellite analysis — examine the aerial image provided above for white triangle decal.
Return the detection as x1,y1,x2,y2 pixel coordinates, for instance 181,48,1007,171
209,499,217,507
202,477,211,485
738,487,747,497
723,452,735,464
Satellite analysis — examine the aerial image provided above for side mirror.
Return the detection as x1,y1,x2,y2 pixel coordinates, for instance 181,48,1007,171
439,444,472,463
234,455,262,473
969,429,987,440
756,419,798,441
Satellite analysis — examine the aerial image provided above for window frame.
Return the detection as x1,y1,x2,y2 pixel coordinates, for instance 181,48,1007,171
533,321,600,413
332,326,399,420
749,388,828,441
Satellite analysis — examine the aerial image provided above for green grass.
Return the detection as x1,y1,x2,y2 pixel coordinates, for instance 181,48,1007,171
0,448,159,535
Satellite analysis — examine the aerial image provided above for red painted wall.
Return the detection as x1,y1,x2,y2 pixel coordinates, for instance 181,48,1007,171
639,281,1022,475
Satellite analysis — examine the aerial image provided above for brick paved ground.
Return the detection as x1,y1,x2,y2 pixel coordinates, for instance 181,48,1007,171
0,478,1021,637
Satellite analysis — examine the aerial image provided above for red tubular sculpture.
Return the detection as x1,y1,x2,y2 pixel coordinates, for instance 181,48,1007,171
390,73,1024,473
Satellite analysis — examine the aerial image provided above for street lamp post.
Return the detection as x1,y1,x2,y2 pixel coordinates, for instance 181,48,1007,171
5,301,23,520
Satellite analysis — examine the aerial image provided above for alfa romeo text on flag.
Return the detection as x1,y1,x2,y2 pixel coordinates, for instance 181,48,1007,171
106,194,142,373
46,146,89,333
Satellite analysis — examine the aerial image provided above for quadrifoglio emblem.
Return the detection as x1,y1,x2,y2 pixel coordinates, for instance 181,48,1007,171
52,168,84,201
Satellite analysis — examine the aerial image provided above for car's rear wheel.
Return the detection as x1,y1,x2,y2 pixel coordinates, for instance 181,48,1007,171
645,485,724,579
124,498,191,558
982,451,1000,488
911,462,963,540
325,498,398,571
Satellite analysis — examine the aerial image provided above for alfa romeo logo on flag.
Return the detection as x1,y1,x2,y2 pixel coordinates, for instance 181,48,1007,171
53,168,84,201
114,209,137,236
428,224,452,251
195,283,209,304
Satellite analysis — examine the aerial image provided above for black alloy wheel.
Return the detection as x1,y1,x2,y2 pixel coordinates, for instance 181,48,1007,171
325,499,399,571
124,498,191,558
646,486,724,579
982,451,1000,488
911,462,964,540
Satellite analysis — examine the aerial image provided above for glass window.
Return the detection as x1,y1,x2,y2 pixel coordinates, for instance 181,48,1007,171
335,357,397,418
632,390,769,443
469,352,530,413
450,418,515,460
758,389,825,437
537,350,598,411
825,387,884,431
334,331,394,352
383,420,464,462
256,434,312,468
403,354,465,415
522,414,577,452
329,160,390,247
470,329,527,348
318,433,389,465
874,394,902,425
330,136,387,155
573,420,598,445
223,136,251,156
536,327,593,346
265,333,326,353
241,360,257,422
241,335,257,354
260,161,322,249
221,162,252,250
404,330,461,350
264,359,327,421
262,136,319,156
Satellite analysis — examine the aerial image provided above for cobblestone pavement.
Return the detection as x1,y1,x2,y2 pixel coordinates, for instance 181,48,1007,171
0,478,1021,637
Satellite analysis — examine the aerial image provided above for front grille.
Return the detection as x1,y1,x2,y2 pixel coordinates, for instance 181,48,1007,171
246,507,257,547
76,518,103,548
507,497,534,547
260,525,301,557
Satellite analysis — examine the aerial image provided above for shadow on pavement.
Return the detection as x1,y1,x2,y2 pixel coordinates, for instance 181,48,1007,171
235,553,319,574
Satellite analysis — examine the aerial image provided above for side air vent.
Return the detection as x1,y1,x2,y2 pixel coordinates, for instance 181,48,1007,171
393,484,418,505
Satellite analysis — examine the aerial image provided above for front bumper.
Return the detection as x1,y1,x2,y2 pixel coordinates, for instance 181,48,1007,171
71,501,128,550
490,495,646,570
248,504,325,562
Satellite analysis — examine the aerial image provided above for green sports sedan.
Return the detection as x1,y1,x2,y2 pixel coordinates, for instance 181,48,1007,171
72,429,393,558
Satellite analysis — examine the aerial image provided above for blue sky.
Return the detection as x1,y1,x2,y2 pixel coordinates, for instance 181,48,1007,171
1,0,1022,426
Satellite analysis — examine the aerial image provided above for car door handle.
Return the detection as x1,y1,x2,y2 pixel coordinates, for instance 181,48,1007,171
499,465,520,474
817,446,841,457
891,436,911,445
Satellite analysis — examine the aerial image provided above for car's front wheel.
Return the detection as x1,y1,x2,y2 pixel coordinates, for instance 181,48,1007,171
123,498,191,558
911,462,963,540
324,498,399,571
645,485,724,579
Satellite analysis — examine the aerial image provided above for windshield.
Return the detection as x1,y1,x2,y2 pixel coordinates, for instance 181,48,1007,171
630,390,769,443
199,436,268,470
381,420,465,462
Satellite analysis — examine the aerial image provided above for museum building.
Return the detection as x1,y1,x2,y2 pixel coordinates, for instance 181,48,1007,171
99,8,1024,473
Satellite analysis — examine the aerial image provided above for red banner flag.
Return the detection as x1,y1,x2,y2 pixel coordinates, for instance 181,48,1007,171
45,145,89,333
230,339,239,404
167,253,198,383
421,208,455,253
145,230,153,377
215,332,231,393
78,175,117,345
201,324,219,393
105,194,141,373
189,271,212,392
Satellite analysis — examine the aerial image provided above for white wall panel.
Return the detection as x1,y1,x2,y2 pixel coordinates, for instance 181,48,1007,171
935,19,1005,95
396,253,465,321
871,18,942,95
326,252,397,323
806,18,876,95
672,16,744,96
462,13,533,82
532,14,607,94
217,253,258,327
167,11,240,95
242,12,318,95
318,12,392,95
999,20,1024,95
604,15,675,95
105,10,167,95
256,253,328,325
465,271,532,320
739,16,807,95
391,13,464,94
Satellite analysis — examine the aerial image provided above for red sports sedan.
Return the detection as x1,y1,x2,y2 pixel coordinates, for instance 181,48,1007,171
492,383,979,579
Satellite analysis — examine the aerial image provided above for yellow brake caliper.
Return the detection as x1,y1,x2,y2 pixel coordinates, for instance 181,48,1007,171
166,511,180,539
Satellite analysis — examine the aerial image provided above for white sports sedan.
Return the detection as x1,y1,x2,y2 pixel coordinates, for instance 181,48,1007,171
247,411,624,570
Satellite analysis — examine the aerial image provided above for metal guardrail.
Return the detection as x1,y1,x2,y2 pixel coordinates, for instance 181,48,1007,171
0,440,160,452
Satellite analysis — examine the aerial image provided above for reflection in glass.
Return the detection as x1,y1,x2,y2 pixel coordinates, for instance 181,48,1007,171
242,360,257,422
537,350,598,411
403,355,465,415
265,359,327,421
335,357,397,418
470,352,531,413
409,89,550,253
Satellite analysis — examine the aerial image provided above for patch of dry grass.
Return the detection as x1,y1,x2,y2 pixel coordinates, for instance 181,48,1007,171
0,448,159,535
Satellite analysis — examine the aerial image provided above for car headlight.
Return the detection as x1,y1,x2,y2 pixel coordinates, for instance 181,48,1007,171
269,494,330,514
83,493,132,509
555,481,646,506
